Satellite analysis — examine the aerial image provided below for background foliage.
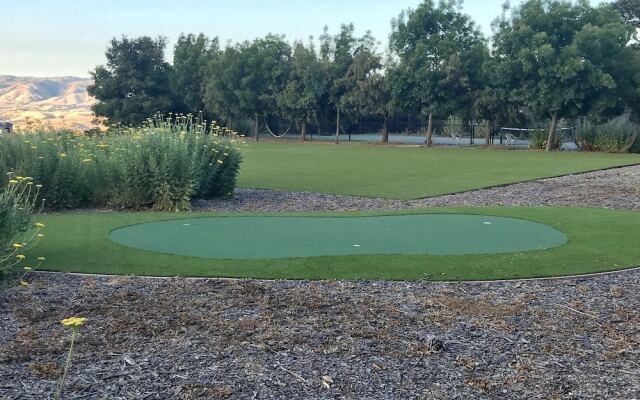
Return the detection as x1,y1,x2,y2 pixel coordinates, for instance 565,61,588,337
85,0,640,152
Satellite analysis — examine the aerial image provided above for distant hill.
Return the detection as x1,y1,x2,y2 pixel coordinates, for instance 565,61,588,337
0,75,96,131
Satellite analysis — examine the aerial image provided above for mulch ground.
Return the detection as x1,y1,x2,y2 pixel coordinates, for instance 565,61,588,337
1,165,639,399
1,271,639,399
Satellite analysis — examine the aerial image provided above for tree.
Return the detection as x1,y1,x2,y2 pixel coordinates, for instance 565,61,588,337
390,0,487,146
493,0,638,151
611,0,640,31
88,36,173,126
342,51,393,142
320,25,379,144
205,35,291,141
474,51,519,145
277,40,325,141
171,33,219,118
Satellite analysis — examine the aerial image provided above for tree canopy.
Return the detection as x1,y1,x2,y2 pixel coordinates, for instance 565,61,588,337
389,0,487,146
205,35,291,140
493,0,638,150
88,0,640,151
171,34,219,118
88,36,173,126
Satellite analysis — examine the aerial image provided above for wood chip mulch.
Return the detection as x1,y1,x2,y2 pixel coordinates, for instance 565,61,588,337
1,270,639,399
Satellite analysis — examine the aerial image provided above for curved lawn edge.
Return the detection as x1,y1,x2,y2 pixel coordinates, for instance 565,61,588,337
240,161,640,200
238,142,640,199
30,265,640,284
31,207,640,281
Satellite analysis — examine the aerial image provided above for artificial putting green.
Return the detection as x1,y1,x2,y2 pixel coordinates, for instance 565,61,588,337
238,142,640,199
31,207,640,281
108,214,567,259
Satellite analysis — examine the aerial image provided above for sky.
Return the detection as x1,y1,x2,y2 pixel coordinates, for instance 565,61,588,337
0,0,604,78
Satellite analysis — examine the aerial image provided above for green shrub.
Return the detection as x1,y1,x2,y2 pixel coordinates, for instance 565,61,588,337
443,116,465,138
474,120,490,140
0,176,44,280
576,118,640,153
528,129,548,149
0,116,243,211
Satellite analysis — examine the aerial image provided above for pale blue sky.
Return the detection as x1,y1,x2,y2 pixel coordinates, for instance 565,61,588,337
0,0,605,77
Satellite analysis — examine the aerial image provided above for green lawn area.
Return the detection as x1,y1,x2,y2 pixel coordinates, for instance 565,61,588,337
237,142,640,199
30,207,640,281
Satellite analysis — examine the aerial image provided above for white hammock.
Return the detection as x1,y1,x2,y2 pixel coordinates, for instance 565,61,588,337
264,119,293,138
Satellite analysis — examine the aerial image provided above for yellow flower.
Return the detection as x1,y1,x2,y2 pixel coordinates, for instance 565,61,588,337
37,233,45,238
59,153,67,158
12,243,23,249
9,179,18,184
37,257,46,261
16,254,26,260
35,222,46,228
19,280,29,287
216,159,224,164
23,266,32,272
61,317,87,328
81,159,92,163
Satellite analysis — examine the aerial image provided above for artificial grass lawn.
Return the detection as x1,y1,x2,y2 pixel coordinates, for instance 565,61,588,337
238,142,640,199
33,207,640,281
108,214,567,259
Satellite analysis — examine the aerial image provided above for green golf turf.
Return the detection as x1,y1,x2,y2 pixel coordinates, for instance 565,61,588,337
29,207,640,280
108,214,567,259
238,142,640,199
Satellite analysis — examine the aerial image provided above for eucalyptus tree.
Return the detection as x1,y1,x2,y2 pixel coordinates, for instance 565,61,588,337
474,52,518,145
389,0,487,146
205,35,291,140
171,33,220,117
341,51,394,143
493,0,638,151
88,36,173,125
277,40,325,141
320,24,379,144
612,0,640,31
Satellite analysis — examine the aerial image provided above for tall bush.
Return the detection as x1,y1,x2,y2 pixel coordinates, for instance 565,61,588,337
576,118,640,153
0,116,243,211
0,176,45,281
443,116,465,139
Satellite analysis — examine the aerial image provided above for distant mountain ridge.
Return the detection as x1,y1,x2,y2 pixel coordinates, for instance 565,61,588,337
0,75,96,130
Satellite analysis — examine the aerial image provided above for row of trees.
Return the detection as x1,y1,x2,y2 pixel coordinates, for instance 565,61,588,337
89,0,640,151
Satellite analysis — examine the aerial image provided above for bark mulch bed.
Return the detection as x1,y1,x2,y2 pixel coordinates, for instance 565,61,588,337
1,271,639,399
194,164,640,212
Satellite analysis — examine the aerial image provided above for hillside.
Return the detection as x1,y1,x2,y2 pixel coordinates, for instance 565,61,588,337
0,75,96,131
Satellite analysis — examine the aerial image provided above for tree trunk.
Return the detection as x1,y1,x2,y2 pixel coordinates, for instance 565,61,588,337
300,121,307,142
335,107,340,144
485,119,494,146
254,113,259,142
546,113,559,151
381,116,389,144
426,113,433,147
